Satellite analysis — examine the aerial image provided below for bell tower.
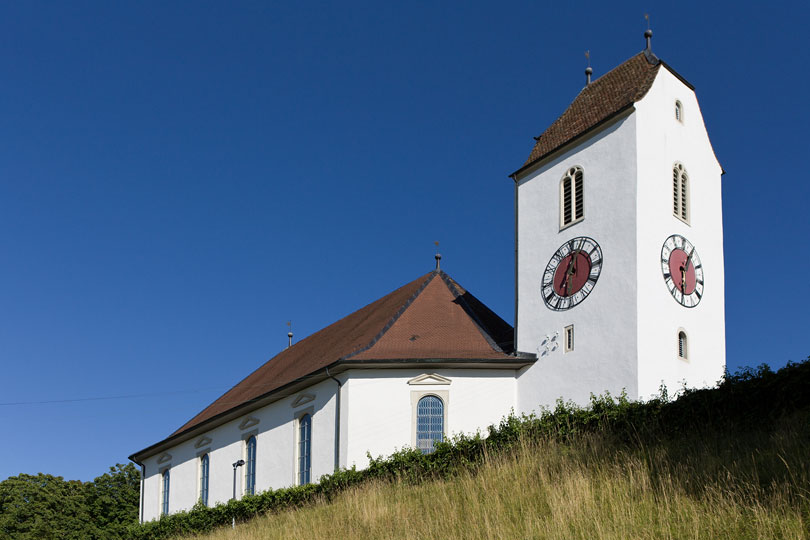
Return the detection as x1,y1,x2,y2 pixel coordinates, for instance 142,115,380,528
511,33,725,413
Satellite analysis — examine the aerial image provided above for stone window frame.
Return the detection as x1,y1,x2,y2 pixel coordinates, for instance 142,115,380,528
673,162,690,225
293,406,315,486
678,328,689,361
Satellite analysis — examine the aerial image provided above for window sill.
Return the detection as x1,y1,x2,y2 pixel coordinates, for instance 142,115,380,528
559,217,584,232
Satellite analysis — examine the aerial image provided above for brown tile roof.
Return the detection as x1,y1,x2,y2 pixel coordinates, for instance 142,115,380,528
169,270,517,438
515,52,661,176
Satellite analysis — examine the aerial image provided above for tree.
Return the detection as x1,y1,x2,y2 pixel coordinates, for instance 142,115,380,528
0,473,92,539
85,463,141,539
0,463,140,539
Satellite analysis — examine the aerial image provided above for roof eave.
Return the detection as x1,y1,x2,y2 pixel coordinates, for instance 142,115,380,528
128,355,535,463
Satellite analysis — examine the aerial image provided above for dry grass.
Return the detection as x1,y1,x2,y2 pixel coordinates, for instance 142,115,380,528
184,431,809,540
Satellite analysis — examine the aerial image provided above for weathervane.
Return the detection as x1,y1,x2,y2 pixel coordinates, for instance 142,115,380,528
585,50,592,85
644,14,653,53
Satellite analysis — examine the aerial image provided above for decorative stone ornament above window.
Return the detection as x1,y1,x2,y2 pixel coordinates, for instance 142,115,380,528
238,415,260,430
157,452,172,464
194,436,212,449
407,373,452,385
291,393,316,408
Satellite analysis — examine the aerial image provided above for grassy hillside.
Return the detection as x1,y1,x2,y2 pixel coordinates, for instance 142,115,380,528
138,361,810,540
185,429,807,540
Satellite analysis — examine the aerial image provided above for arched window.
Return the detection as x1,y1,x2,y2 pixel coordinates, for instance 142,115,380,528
298,414,312,485
416,395,444,454
199,454,209,506
673,163,689,223
245,436,256,495
161,469,170,515
678,331,688,360
560,166,584,228
675,100,683,122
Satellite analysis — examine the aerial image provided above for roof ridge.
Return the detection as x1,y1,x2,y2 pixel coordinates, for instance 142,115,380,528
341,271,439,361
438,271,507,354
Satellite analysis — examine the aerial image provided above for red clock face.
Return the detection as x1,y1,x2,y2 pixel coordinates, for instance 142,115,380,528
552,250,592,297
661,234,704,307
542,236,603,311
668,249,696,294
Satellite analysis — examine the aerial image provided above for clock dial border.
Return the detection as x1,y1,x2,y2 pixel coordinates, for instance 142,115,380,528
541,236,603,311
660,234,704,308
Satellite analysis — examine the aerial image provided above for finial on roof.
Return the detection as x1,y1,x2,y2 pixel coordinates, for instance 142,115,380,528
644,14,652,52
287,321,293,348
585,50,592,85
434,241,441,271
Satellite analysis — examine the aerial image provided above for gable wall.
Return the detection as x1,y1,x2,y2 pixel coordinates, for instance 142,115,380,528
342,368,517,469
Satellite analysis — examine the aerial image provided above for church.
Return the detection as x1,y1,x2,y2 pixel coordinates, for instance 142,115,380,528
130,31,726,522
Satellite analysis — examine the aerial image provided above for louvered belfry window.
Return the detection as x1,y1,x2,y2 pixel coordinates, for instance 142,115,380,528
561,166,584,228
673,163,689,223
678,331,688,360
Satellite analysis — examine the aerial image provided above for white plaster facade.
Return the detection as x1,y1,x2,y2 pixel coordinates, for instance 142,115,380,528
138,368,519,522
514,61,725,412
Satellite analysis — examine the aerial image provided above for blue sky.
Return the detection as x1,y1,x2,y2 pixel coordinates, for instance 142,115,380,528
1,1,808,482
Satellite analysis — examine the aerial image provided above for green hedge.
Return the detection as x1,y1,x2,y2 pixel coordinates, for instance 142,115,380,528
129,358,810,539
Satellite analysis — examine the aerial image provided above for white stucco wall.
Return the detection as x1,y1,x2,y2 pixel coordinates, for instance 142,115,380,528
342,368,517,469
139,378,339,522
139,367,518,522
634,67,726,398
515,112,640,413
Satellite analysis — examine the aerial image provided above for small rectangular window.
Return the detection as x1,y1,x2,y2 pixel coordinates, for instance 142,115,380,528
564,325,574,352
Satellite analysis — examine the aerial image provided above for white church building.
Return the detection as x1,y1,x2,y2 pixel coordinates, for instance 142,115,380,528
130,32,726,522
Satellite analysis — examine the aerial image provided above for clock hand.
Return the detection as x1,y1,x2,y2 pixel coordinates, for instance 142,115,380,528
563,239,584,296
681,246,695,292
